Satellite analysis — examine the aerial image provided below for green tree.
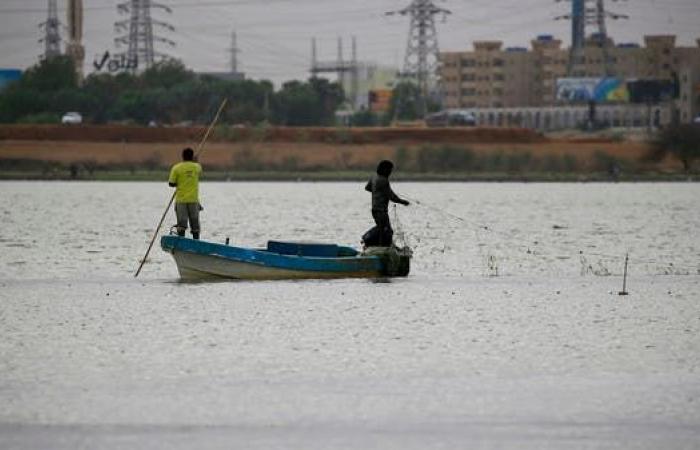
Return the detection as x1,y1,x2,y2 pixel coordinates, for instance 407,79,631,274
388,82,422,121
82,72,136,123
351,109,379,127
0,88,49,122
112,89,166,125
273,80,321,126
309,77,345,125
18,55,77,92
0,56,341,126
140,59,196,89
652,124,700,171
0,56,77,122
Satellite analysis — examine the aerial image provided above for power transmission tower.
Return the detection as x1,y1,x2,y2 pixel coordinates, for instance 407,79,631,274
66,0,85,79
115,0,176,71
591,0,628,75
386,0,450,116
555,0,585,75
39,0,61,60
556,0,628,76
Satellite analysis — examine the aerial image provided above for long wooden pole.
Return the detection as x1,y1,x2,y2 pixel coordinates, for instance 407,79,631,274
134,98,228,278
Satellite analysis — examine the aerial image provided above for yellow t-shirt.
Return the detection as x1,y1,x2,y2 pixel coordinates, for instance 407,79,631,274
168,161,202,203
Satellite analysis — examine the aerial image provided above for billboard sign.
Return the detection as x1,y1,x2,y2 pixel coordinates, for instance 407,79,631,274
556,77,629,103
0,69,22,91
627,79,676,103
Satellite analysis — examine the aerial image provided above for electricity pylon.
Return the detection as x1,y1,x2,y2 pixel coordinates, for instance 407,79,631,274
556,0,628,76
386,0,451,117
39,0,61,60
115,0,176,71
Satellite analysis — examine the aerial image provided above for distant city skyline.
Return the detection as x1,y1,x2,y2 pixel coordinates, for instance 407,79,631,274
1,0,699,86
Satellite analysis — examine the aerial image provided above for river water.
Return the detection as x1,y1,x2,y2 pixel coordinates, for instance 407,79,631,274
1,181,699,449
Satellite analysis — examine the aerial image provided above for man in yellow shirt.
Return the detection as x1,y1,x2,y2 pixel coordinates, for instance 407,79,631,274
168,148,203,239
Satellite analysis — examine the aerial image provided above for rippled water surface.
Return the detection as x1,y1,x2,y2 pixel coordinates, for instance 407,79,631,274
1,181,699,449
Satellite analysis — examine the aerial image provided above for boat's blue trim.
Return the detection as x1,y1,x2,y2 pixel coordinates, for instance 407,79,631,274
161,235,384,274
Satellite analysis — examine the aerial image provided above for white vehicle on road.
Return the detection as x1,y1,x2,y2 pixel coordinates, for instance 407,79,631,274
61,112,82,125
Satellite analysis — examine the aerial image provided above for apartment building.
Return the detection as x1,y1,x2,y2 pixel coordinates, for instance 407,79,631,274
440,34,700,124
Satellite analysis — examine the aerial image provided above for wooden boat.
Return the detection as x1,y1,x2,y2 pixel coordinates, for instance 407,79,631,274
160,235,411,281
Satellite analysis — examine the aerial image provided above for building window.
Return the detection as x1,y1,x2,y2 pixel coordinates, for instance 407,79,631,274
461,59,475,68
494,74,505,81
462,88,476,96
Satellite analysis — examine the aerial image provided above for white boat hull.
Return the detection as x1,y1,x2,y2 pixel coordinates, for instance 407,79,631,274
171,250,381,281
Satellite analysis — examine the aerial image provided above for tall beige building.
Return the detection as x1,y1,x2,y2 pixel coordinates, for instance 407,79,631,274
440,34,700,121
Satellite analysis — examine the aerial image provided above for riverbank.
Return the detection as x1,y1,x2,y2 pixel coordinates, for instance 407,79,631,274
0,125,690,180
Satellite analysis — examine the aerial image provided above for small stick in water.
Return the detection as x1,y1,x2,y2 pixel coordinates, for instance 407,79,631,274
618,253,629,296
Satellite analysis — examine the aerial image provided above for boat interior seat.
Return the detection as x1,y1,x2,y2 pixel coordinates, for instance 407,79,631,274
267,241,357,257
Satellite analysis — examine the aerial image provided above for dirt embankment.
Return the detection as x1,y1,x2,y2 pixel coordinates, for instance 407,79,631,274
0,124,680,174
0,124,546,144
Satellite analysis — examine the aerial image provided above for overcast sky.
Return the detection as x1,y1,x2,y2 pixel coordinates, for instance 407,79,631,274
1,0,699,86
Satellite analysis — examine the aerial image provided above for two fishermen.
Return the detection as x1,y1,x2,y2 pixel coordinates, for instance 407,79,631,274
168,149,409,247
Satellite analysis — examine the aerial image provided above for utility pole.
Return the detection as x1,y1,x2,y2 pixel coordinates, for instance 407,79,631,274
311,37,318,69
39,0,61,60
230,31,240,73
66,0,85,80
337,37,345,89
386,0,451,116
115,0,176,72
351,36,359,112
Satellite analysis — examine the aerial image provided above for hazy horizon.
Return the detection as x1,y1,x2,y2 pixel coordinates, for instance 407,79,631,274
1,0,699,86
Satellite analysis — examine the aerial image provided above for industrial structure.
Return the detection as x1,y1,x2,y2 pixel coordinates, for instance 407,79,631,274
65,0,85,79
115,0,176,71
556,0,628,75
196,30,245,81
386,0,450,115
39,0,62,61
310,37,360,109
